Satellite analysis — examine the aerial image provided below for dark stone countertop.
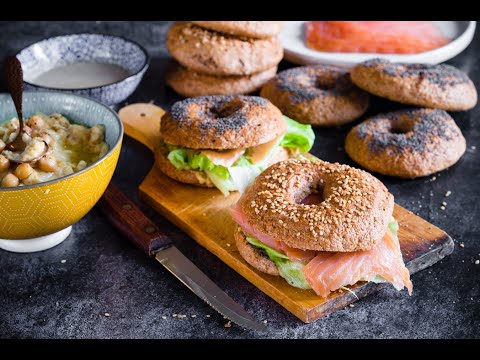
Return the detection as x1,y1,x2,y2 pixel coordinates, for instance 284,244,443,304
0,21,478,339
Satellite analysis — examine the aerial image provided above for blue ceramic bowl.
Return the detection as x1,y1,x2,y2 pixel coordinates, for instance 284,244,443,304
17,33,149,105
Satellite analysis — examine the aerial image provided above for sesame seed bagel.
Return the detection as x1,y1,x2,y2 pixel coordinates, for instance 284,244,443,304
156,138,214,188
234,227,279,276
345,108,466,178
191,21,283,39
260,65,370,126
165,61,278,97
161,95,286,150
167,22,283,76
351,58,477,111
236,159,394,252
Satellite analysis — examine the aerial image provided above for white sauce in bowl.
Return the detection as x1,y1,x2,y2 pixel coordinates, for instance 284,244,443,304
32,62,130,89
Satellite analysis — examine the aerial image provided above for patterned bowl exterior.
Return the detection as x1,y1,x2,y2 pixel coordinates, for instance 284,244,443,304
17,33,149,105
0,92,123,240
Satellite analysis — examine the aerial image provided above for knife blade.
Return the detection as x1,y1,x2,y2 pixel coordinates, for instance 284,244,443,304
98,184,267,332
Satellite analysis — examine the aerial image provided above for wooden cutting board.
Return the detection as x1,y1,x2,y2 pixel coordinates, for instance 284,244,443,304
119,104,454,323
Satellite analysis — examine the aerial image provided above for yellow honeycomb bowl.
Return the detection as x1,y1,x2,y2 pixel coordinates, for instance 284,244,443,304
0,92,123,250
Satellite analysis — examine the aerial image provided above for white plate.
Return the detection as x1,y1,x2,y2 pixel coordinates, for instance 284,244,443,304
281,21,476,68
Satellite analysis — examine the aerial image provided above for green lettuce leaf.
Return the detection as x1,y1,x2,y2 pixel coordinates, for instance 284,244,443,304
246,235,311,289
165,115,315,195
388,219,399,236
167,149,230,179
280,116,315,153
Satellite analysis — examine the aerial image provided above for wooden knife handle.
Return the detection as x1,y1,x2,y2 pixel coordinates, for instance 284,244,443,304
98,184,172,256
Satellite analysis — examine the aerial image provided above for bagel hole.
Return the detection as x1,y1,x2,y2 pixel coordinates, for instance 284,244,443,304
211,99,243,119
315,77,336,91
298,182,325,205
389,121,414,134
301,192,324,205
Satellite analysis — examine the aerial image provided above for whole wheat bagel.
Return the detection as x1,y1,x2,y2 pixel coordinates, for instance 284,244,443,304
234,226,280,275
191,21,283,39
166,61,277,97
166,22,283,76
235,159,394,252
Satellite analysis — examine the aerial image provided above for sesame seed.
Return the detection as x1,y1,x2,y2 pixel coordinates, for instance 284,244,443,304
445,191,451,197
224,321,232,328
440,206,446,210
173,314,178,317
475,260,479,265
60,259,66,264
161,316,167,320
442,202,447,206
459,242,465,248
104,313,111,317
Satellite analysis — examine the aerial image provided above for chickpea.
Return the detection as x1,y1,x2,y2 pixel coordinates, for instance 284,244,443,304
14,163,34,180
27,116,44,129
0,139,5,152
37,155,57,173
1,173,19,187
0,154,9,172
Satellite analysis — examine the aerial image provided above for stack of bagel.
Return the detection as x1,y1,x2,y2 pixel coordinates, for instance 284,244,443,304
166,21,284,97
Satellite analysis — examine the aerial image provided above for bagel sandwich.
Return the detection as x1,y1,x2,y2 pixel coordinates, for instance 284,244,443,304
230,159,413,297
159,95,314,196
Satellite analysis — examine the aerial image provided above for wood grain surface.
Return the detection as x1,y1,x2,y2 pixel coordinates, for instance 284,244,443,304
119,104,454,323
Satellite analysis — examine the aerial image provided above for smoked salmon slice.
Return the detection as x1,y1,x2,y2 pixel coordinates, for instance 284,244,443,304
303,229,413,297
231,203,412,297
305,21,450,54
230,204,316,262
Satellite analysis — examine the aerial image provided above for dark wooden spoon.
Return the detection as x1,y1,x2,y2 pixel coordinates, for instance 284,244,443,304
2,56,48,163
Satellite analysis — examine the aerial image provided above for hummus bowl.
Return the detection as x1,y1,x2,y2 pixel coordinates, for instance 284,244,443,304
0,92,123,252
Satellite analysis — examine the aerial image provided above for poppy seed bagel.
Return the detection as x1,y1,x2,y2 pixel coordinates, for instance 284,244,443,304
345,108,466,178
160,95,286,150
351,58,477,111
260,65,370,126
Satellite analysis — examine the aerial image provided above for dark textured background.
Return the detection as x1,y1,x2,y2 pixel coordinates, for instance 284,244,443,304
0,21,478,339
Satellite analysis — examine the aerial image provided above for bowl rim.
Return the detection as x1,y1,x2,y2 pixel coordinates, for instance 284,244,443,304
16,32,150,91
0,91,124,192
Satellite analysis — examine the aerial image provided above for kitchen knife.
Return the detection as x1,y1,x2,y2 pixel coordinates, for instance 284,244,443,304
98,184,267,332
